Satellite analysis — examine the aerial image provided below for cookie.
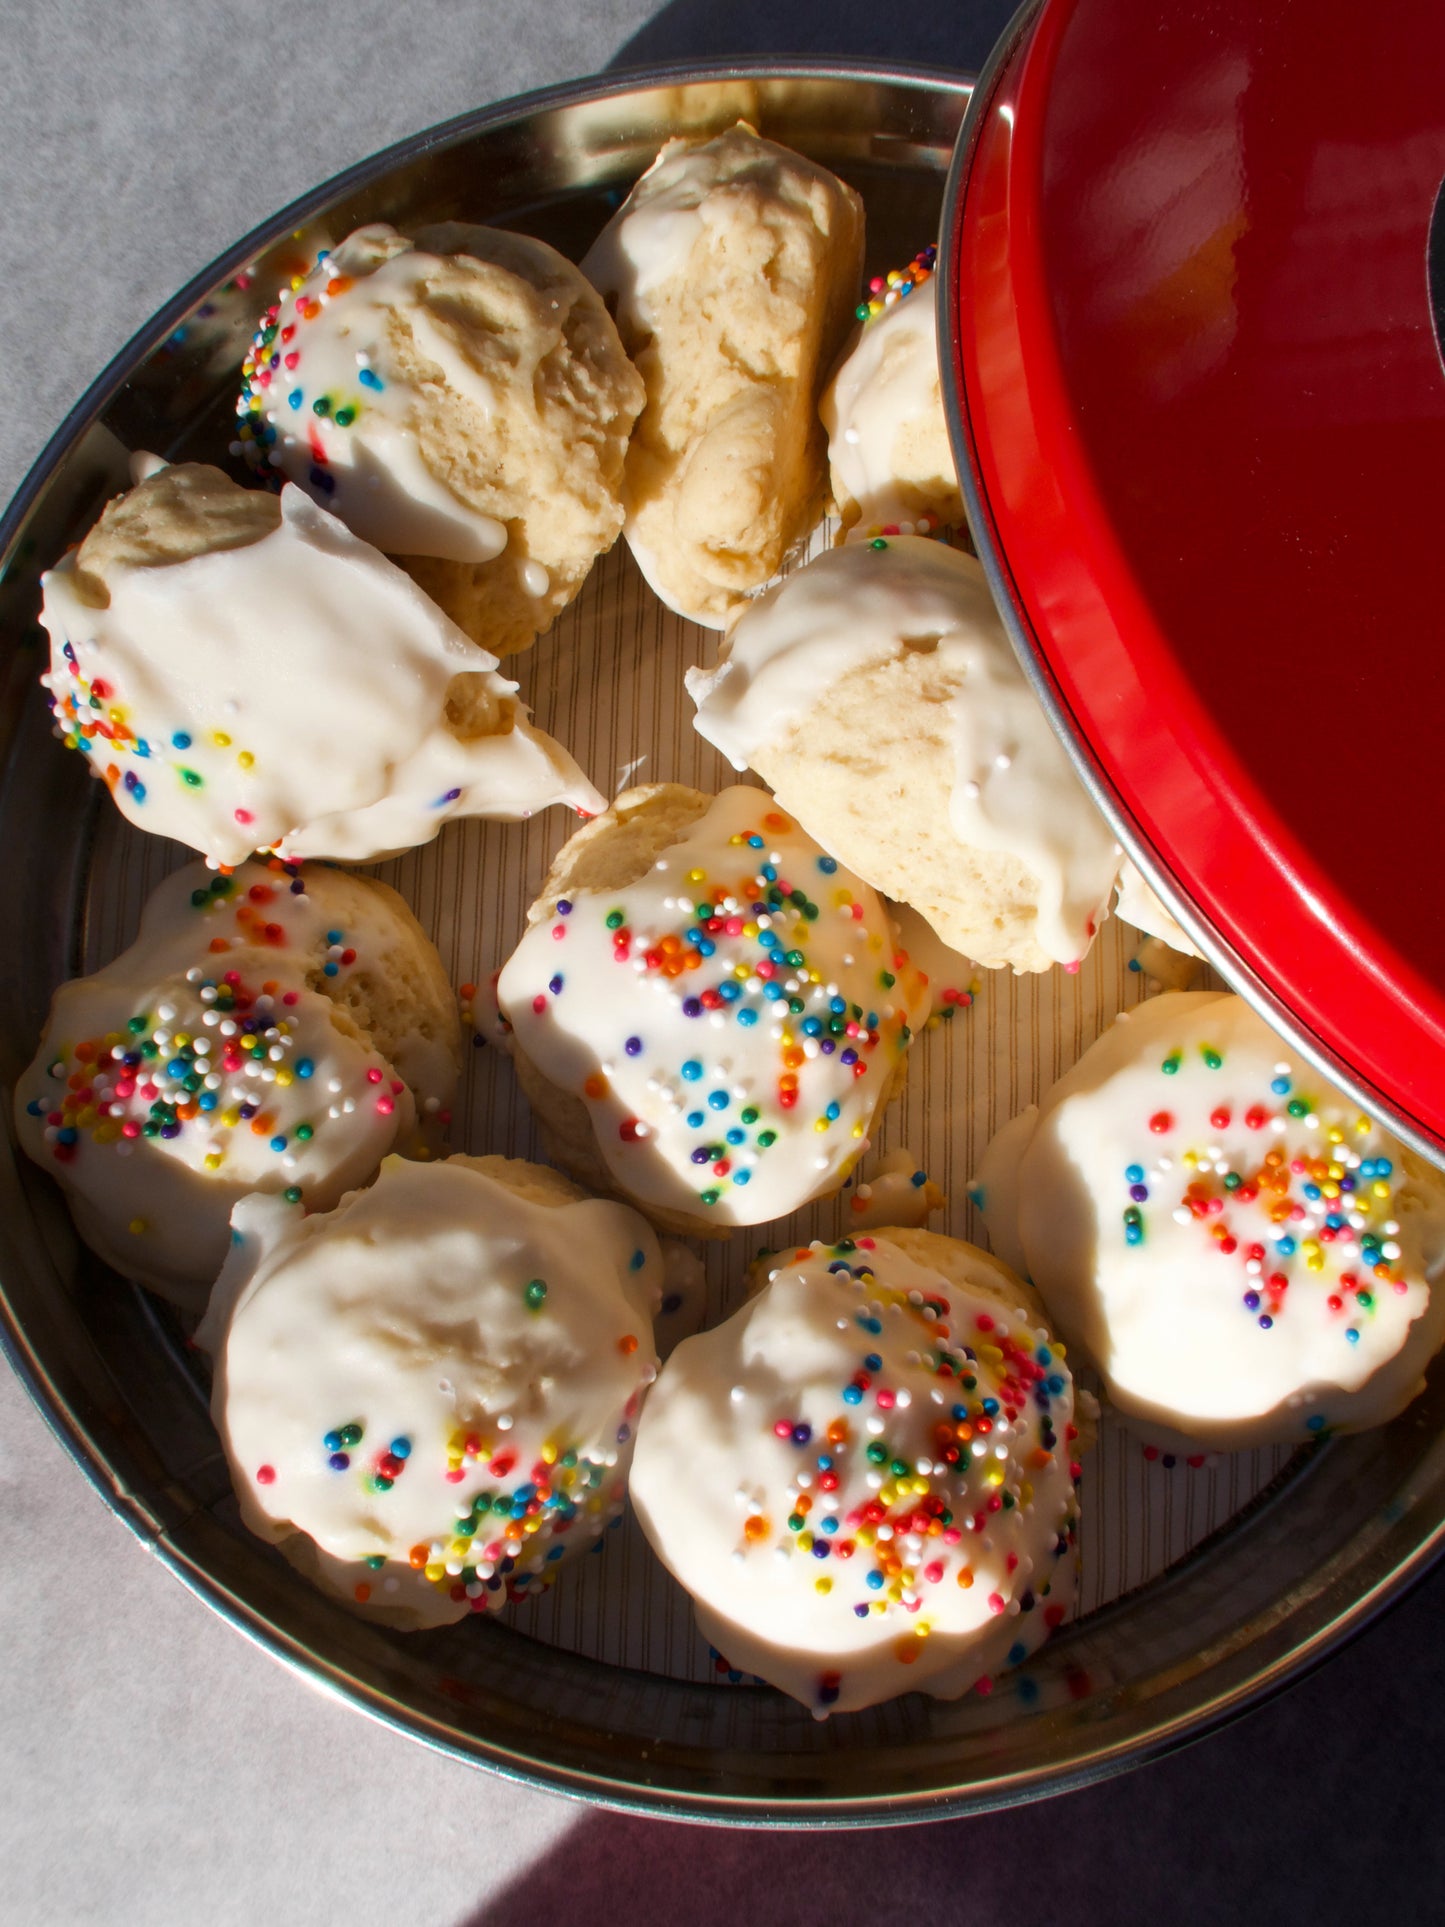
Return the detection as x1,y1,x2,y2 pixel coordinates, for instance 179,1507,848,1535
630,1228,1082,1714
974,991,1445,1450
496,784,931,1236
237,222,644,656
820,244,965,541
582,121,865,627
1113,859,1201,959
39,460,601,865
688,536,1122,971
200,1154,663,1628
14,858,461,1309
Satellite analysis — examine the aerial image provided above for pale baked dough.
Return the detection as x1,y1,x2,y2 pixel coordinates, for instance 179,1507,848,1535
582,122,865,627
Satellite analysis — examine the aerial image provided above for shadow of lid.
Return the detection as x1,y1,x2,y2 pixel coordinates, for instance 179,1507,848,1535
606,0,1018,73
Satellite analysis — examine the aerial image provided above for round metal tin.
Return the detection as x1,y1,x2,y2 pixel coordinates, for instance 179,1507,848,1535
6,61,1445,1826
940,0,1445,1161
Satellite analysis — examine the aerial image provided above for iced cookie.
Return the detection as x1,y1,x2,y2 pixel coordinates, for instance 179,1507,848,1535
975,991,1445,1450
688,536,1121,972
820,244,965,541
14,858,460,1310
236,223,644,656
582,122,865,627
630,1229,1082,1715
200,1154,663,1628
496,784,932,1236
39,461,601,865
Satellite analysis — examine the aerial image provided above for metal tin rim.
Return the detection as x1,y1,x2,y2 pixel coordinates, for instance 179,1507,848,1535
4,55,1444,1825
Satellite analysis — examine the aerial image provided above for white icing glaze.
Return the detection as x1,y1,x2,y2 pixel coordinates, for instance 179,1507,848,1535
237,225,508,563
820,290,958,535
582,132,746,331
497,788,931,1226
630,1234,1080,1715
205,1159,662,1629
40,482,601,866
846,1149,944,1230
13,859,450,1309
997,992,1445,1449
1114,859,1201,959
687,539,1122,967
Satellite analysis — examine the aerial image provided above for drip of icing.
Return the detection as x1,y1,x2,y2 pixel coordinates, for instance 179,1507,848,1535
847,1149,944,1229
205,1159,663,1629
687,539,1121,966
519,558,551,598
13,859,449,1308
1000,991,1445,1448
1115,858,1202,959
497,788,932,1225
237,225,508,562
630,1234,1081,1715
129,449,168,485
40,482,601,866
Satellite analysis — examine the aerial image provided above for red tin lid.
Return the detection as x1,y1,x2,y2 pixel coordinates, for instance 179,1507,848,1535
941,0,1445,1158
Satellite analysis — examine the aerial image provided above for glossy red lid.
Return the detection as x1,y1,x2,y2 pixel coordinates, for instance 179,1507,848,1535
942,0,1445,1157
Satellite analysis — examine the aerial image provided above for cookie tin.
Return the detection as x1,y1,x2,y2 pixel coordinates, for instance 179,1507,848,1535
5,63,1445,1827
941,0,1445,1161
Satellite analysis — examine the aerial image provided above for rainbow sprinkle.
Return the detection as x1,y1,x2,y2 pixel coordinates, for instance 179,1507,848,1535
515,804,926,1214
855,243,936,325
1131,1043,1410,1345
44,641,260,819
233,248,371,486
747,1239,1080,1711
400,1413,639,1612
22,867,403,1196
